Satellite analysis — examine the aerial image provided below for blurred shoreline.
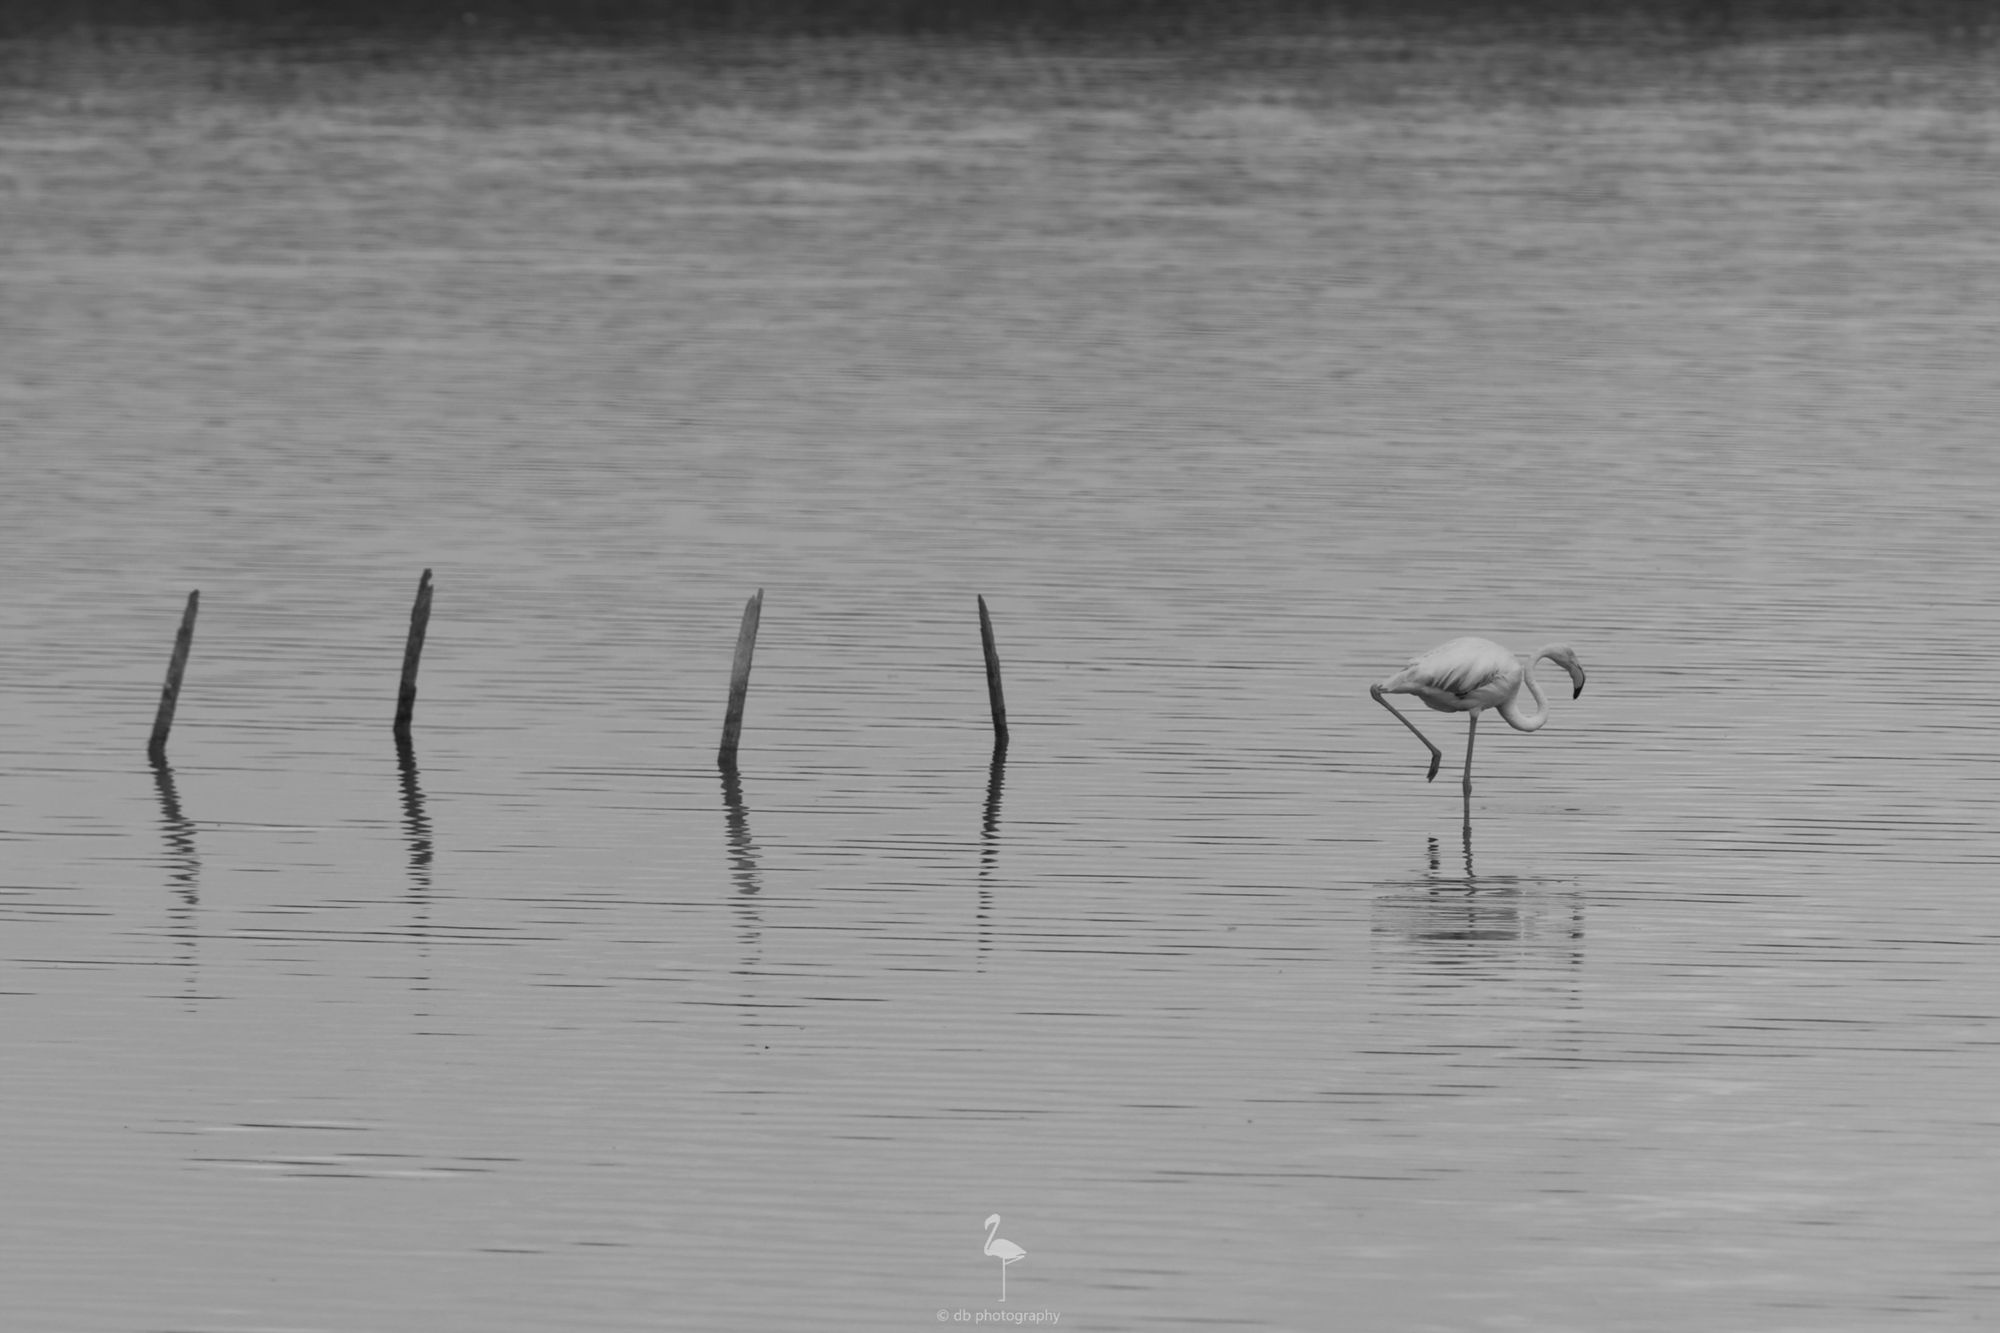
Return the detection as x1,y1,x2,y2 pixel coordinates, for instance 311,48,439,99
4,5,1996,117
3,0,1995,46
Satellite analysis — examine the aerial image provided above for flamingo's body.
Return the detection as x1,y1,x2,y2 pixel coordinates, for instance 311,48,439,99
1370,637,1586,797
983,1214,1025,1302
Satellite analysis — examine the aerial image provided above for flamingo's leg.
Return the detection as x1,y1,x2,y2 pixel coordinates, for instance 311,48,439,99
1371,684,1443,782
1463,710,1478,801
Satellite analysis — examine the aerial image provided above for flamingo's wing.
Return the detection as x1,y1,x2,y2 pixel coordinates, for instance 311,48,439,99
1401,638,1516,709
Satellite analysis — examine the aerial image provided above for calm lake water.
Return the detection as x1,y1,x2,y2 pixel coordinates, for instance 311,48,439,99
4,26,2000,1331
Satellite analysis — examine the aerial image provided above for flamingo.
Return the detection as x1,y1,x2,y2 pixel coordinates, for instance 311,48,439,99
1369,637,1586,799
983,1213,1025,1302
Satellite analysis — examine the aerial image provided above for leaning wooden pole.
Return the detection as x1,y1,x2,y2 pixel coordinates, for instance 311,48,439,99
717,589,764,768
393,568,434,741
148,590,199,763
977,594,1009,750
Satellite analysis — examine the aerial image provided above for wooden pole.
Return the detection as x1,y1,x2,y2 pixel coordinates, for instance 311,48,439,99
147,590,199,763
717,589,763,768
393,568,434,740
977,594,1009,750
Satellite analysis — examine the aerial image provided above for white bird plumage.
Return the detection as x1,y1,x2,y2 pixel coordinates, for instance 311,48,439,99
1369,637,1586,798
983,1213,1026,1302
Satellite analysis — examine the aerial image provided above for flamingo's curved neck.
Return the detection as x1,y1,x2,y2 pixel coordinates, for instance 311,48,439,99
1496,654,1552,733
985,1219,998,1249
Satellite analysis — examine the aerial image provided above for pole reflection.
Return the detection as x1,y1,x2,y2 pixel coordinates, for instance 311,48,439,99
394,734,433,894
980,743,1006,879
976,743,1006,961
150,756,200,993
719,761,762,951
392,737,438,1015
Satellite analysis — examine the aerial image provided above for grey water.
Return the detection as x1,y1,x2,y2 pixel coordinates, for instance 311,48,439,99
4,27,2000,1331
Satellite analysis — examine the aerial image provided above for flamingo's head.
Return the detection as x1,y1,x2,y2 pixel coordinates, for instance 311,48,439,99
984,1213,1001,1227
1539,644,1586,698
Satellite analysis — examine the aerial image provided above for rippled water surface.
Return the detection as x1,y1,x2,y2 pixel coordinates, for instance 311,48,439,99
5,29,2000,1331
